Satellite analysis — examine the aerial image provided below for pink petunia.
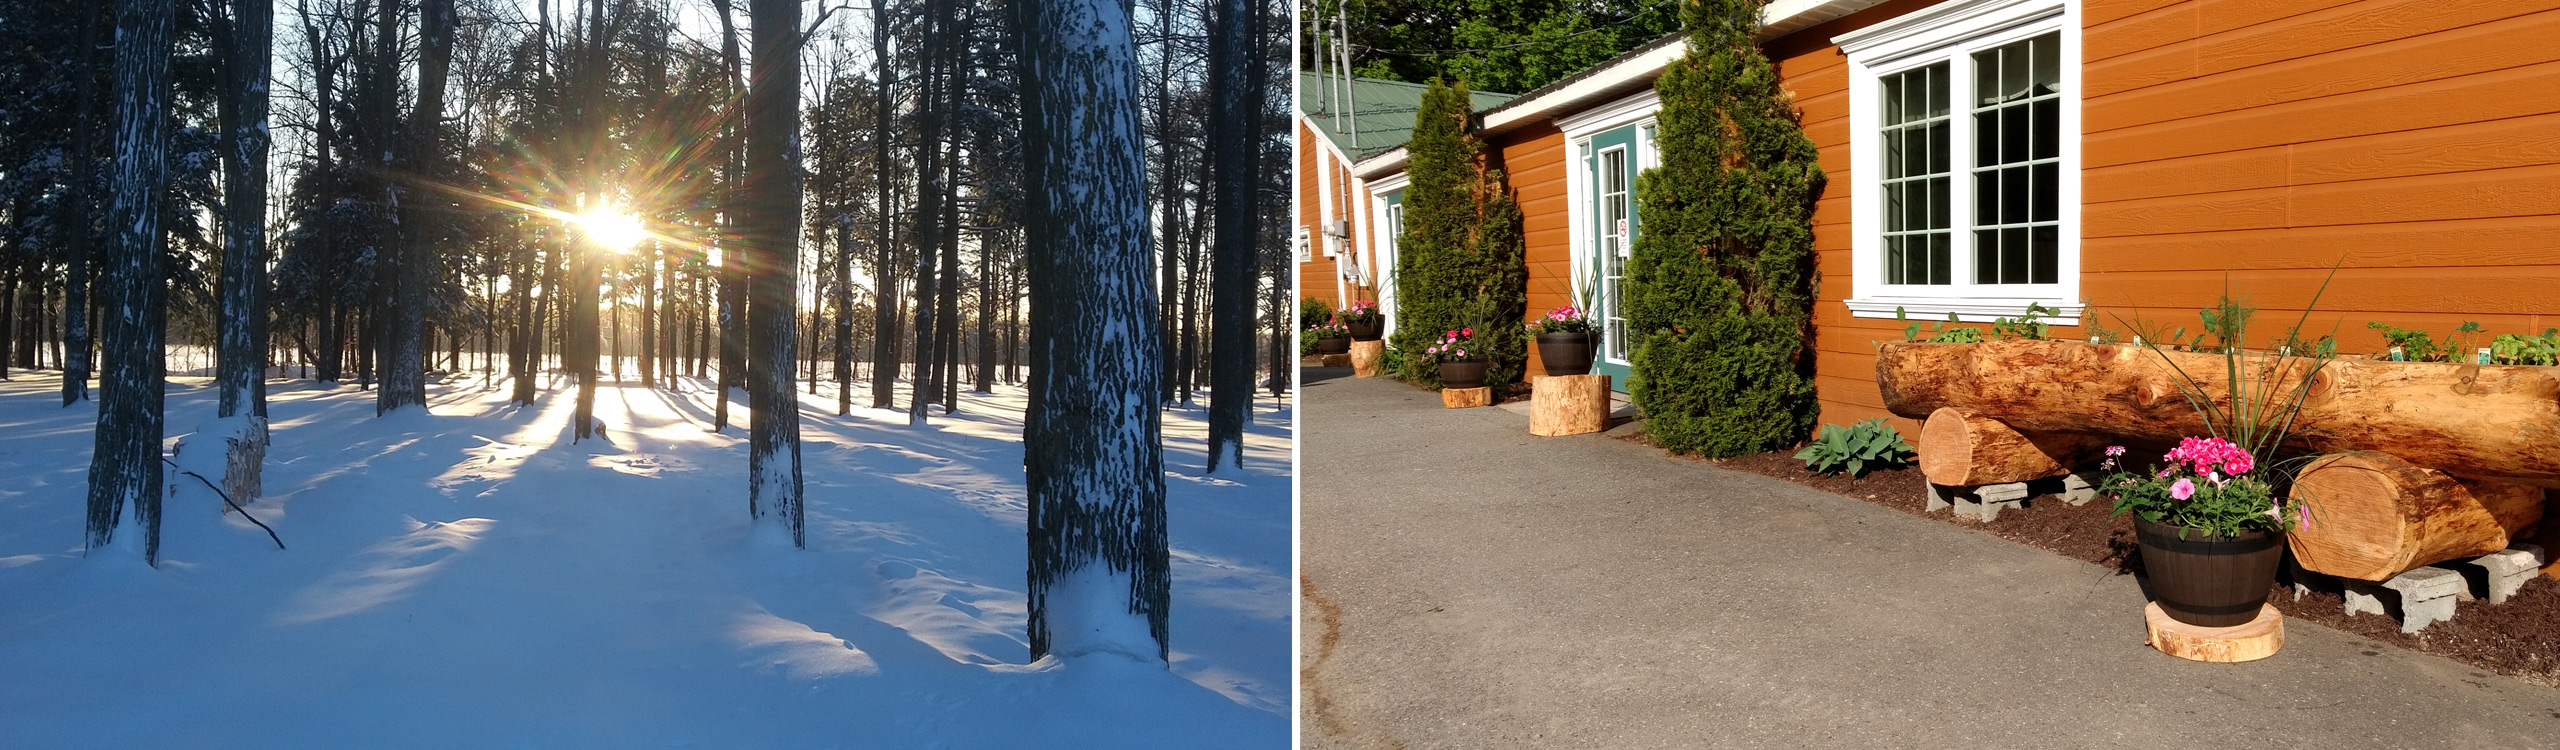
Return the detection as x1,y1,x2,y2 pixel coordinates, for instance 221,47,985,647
2170,478,2196,501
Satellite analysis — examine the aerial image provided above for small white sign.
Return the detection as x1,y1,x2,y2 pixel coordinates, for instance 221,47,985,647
1616,218,1628,238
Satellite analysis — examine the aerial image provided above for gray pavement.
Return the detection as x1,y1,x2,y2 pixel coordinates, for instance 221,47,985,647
1297,368,2560,749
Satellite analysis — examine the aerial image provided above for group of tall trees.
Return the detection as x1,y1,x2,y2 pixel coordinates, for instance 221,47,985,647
0,0,1289,663
1387,78,1524,390
1307,0,1681,95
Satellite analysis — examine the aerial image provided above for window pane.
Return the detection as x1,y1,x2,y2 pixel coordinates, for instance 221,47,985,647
2032,162,2058,223
1928,64,1948,119
2002,105,2030,164
1928,176,1950,229
1930,233,1951,285
1883,75,1904,125
1928,121,1949,174
1975,167,1999,225
2032,33,2059,96
2003,227,2030,283
1906,181,1929,229
1885,128,1905,179
1885,182,1904,232
1975,109,2000,168
2004,165,2032,225
2031,225,2059,284
1975,229,2000,284
2033,98,2059,160
1885,236,1907,284
1976,47,1999,107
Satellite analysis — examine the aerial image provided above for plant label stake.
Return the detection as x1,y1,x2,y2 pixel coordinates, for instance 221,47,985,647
2478,347,2493,365
2389,345,2406,361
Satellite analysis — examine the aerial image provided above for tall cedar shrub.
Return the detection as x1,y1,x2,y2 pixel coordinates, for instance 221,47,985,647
1624,0,1824,456
1390,77,1528,388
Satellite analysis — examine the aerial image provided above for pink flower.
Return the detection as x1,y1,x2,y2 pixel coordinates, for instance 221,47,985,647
2105,446,2126,457
2170,478,2196,501
1446,330,1457,338
1463,327,1474,336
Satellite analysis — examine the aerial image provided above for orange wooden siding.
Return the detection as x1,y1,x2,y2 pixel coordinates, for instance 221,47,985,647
1297,119,1382,311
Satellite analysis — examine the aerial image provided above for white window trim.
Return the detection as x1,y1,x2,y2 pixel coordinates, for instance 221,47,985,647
1838,0,2082,324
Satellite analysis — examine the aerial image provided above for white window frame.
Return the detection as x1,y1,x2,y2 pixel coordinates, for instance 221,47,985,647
1365,172,1411,340
1837,0,2082,324
1558,90,1662,366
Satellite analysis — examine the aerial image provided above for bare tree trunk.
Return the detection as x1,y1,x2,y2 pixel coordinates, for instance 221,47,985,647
834,217,853,414
380,0,456,415
1017,0,1169,664
745,0,805,546
568,0,605,439
1204,0,1261,468
61,3,103,404
88,0,176,565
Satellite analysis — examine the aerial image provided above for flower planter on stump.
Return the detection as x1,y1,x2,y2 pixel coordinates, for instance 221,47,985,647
1313,335,1350,355
1535,333,1597,377
1437,361,1487,389
2135,517,2287,662
1346,318,1385,342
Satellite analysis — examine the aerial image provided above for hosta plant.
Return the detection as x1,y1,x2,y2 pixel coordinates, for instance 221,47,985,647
1794,418,1913,477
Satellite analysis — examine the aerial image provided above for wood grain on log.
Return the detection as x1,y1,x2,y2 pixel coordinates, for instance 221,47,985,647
1350,340,1384,379
1531,374,1610,437
2289,452,2544,581
1917,407,2106,486
2145,601,2282,663
1442,387,1491,409
1876,340,2560,483
1317,353,1351,368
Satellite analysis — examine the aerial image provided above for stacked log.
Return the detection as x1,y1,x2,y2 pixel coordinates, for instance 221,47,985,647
2287,453,2543,581
1876,340,2560,485
1917,407,2105,487
1530,375,1611,436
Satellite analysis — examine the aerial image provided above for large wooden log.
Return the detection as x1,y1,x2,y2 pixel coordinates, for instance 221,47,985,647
1917,407,2106,486
1442,386,1491,409
2289,453,2545,581
1530,374,1611,437
1350,340,1385,378
1876,340,2560,484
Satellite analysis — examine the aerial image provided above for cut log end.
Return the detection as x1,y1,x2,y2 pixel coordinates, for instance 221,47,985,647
1916,407,2103,487
2145,602,2282,663
2290,453,2546,581
1442,387,1492,409
1530,375,1610,437
1350,340,1385,379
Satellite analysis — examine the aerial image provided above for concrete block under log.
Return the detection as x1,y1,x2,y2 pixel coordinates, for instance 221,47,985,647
2466,545,2546,604
2060,472,2100,506
1350,340,1385,378
2383,567,2464,633
2288,453,2544,582
1918,407,2105,487
1529,375,1611,437
1925,482,2028,522
1441,387,1492,409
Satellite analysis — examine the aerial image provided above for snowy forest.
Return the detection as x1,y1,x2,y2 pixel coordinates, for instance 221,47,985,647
0,0,1293,743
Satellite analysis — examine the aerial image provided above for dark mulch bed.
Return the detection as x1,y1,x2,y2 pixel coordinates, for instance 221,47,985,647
1636,436,2560,687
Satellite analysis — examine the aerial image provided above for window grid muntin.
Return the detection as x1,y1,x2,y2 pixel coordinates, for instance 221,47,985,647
1598,144,1631,362
1968,32,2062,286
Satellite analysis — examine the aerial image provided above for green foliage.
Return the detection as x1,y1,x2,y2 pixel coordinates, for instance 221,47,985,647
1793,419,1912,476
2103,461,2295,538
1329,0,1683,95
1300,297,1333,331
1388,78,1528,389
1989,303,2059,341
2108,264,2346,496
2365,321,2450,362
1621,0,1824,458
1378,345,1408,377
2079,301,2125,344
2491,329,2560,366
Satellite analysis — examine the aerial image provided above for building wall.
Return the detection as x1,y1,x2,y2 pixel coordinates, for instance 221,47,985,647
1297,119,1382,312
1497,123,1574,376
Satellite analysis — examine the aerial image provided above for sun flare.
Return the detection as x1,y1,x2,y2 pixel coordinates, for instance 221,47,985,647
578,209,648,253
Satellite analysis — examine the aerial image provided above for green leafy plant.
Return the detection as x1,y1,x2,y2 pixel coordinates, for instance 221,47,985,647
1337,300,1381,326
2079,300,2124,344
1525,304,1599,335
1300,297,1334,331
2365,321,2449,362
1793,418,1913,477
1377,345,1407,376
2490,329,2560,366
2101,439,2303,538
1898,308,1981,343
1989,303,2059,341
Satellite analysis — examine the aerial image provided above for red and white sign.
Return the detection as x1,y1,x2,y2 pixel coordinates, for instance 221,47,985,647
1616,218,1628,238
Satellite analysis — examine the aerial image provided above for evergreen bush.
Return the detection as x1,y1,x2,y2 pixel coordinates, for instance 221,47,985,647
1623,0,1824,457
1389,77,1528,388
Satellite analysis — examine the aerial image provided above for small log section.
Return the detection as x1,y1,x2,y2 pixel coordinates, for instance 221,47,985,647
1350,340,1385,378
1317,353,1351,368
1917,407,2105,486
1442,387,1491,409
2145,602,2282,663
2288,453,2544,581
1876,340,2560,484
1530,374,1610,436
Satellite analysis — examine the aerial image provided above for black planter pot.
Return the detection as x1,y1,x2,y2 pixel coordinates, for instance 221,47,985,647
2134,517,2285,627
1535,332,1598,376
1345,317,1385,342
1438,361,1488,389
1313,335,1350,355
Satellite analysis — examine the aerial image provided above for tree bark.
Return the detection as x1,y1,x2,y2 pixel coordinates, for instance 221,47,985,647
380,0,456,415
1204,0,1261,469
88,0,176,565
1875,340,2560,484
906,0,949,425
60,1,103,405
2289,452,2546,581
1017,0,1169,663
744,0,805,546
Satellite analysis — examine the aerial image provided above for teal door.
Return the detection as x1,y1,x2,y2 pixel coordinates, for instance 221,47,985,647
1585,126,1640,389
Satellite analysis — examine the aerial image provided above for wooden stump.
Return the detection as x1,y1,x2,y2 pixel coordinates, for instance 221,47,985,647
1917,407,2106,486
1530,375,1610,436
2145,601,2282,663
2289,452,2545,581
1441,386,1491,409
1351,340,1385,378
223,418,269,508
1317,353,1351,368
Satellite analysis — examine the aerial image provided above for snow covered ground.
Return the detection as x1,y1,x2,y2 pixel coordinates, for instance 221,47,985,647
0,371,1292,747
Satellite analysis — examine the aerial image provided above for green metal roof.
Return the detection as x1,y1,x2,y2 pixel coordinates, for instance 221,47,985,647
1299,70,1519,162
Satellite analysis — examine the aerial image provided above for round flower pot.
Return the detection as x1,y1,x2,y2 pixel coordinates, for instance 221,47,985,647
1535,332,1598,376
2134,517,2285,628
1437,361,1488,389
1313,334,1350,355
1345,317,1385,342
